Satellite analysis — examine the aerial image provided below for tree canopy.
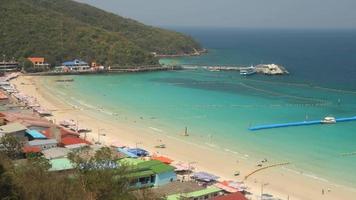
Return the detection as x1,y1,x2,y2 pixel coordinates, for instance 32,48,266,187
0,0,201,67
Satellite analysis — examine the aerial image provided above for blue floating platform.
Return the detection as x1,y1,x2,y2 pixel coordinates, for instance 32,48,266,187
249,116,356,131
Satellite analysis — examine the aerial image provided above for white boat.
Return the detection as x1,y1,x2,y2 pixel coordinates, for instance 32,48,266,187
240,66,256,76
321,116,336,124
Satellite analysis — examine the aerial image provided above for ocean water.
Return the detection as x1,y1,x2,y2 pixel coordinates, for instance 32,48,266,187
43,28,356,187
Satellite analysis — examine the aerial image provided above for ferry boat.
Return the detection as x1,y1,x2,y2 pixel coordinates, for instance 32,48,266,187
240,66,256,76
321,116,336,124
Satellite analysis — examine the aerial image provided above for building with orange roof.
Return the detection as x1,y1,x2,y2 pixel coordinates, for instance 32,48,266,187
23,146,41,154
27,57,50,68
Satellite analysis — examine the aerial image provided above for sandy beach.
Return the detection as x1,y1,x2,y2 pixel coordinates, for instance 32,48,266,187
11,74,356,200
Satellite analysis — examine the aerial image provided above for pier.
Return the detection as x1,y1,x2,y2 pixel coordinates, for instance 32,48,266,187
179,63,289,75
249,116,356,131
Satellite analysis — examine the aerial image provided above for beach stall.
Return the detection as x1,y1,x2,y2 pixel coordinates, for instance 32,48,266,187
151,155,173,164
214,181,248,193
126,148,149,157
117,148,139,158
191,171,220,185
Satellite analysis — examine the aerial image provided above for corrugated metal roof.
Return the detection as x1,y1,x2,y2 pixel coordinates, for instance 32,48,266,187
42,147,69,159
64,143,89,149
183,186,222,198
23,146,41,153
28,139,58,146
61,137,91,146
0,122,27,133
26,129,47,139
49,158,74,171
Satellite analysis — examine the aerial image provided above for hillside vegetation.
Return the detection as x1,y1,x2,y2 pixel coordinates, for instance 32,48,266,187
0,0,201,66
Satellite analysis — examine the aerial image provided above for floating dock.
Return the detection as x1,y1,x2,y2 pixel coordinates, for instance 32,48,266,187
249,116,356,131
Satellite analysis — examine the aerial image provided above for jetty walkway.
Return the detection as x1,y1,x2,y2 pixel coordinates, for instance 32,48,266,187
249,116,356,131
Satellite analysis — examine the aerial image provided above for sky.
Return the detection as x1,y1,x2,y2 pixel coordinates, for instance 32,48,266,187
76,0,356,29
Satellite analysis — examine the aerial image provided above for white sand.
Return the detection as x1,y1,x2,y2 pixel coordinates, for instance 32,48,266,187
11,75,356,200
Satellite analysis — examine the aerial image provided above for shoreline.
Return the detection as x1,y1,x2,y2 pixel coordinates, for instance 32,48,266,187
11,74,356,200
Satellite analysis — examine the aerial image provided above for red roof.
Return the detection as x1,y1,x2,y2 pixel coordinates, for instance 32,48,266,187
213,192,248,200
61,136,91,146
41,128,52,138
151,155,173,164
23,146,41,153
60,128,79,138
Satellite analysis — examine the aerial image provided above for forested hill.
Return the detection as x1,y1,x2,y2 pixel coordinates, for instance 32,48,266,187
0,0,202,66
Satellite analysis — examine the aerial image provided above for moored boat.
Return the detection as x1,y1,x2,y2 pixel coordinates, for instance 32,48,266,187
240,66,256,76
321,116,336,124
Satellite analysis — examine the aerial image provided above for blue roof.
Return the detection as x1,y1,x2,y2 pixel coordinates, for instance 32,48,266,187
117,148,138,158
127,148,149,157
62,59,88,66
26,129,47,139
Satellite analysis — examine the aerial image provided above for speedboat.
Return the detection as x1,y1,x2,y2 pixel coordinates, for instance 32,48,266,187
321,116,336,124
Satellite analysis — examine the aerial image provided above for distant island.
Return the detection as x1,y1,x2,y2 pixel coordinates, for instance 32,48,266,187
0,0,202,68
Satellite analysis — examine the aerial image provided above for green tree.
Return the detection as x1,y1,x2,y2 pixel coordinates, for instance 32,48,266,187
0,153,21,200
0,135,23,159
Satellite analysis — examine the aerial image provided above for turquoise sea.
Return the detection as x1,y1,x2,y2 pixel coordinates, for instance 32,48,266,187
43,28,356,188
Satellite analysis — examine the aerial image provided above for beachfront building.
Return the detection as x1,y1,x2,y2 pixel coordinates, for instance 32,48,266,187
28,139,58,150
27,57,50,69
166,186,223,200
0,122,28,140
119,158,177,188
57,59,91,72
0,61,20,72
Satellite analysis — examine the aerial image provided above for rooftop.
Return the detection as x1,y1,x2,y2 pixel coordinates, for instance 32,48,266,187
165,186,223,199
0,122,27,133
119,158,175,177
137,160,175,174
183,186,222,198
49,157,74,171
26,129,47,139
23,146,41,153
42,147,70,159
154,181,205,197
61,137,91,146
28,139,58,146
